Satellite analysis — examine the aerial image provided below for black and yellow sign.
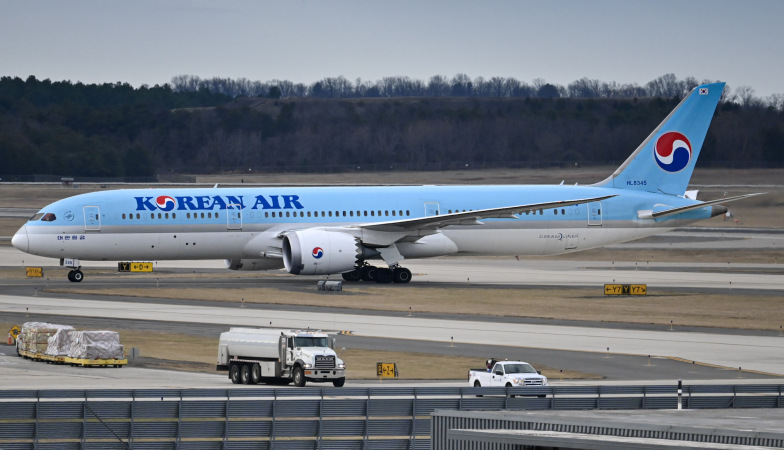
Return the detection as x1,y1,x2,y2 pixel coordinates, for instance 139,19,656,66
119,262,153,273
376,362,398,378
604,284,647,295
131,262,153,272
25,267,43,277
9,326,21,338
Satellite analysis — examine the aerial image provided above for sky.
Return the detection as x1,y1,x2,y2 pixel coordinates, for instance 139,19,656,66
2,0,783,98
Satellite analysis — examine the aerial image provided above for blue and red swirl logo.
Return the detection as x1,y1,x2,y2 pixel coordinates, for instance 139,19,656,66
155,195,176,211
312,247,324,259
654,132,691,173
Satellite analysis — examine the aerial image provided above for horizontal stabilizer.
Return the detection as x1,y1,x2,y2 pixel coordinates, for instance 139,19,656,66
637,193,763,220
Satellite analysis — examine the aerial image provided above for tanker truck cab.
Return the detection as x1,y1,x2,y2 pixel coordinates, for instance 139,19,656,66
217,328,346,387
287,330,346,387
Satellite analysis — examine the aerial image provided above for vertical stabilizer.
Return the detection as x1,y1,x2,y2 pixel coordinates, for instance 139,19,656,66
594,82,724,196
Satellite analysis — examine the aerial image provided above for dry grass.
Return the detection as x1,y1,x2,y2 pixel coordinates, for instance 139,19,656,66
39,284,784,331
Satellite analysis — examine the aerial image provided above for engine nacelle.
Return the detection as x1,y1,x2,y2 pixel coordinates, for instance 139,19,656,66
282,230,360,275
225,258,284,271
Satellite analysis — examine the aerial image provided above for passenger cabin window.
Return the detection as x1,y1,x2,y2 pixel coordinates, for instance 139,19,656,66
41,213,56,222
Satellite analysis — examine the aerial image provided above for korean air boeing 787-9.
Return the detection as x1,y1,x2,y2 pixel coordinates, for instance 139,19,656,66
11,82,759,283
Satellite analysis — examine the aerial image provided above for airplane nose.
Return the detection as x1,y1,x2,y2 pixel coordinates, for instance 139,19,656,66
11,225,29,252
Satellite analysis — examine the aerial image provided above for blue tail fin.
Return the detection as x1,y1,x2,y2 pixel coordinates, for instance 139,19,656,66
595,82,724,196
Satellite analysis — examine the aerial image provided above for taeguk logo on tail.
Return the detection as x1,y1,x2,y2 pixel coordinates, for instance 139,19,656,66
654,131,692,173
312,247,324,259
156,195,176,211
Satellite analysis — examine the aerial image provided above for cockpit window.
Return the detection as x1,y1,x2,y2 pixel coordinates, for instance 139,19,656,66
30,213,44,221
40,213,56,222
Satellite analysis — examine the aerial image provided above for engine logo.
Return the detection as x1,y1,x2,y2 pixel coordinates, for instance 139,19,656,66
312,247,324,259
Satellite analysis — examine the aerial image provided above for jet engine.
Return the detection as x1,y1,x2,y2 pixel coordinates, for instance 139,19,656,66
282,230,360,275
225,258,284,271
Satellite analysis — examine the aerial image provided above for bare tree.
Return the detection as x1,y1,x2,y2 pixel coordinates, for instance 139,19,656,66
427,75,451,97
735,85,757,108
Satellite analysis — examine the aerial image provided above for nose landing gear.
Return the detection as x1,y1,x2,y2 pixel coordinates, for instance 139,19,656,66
67,269,84,282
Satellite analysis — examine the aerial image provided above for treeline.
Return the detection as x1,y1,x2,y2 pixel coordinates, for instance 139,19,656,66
0,76,230,177
171,73,784,110
1,74,782,178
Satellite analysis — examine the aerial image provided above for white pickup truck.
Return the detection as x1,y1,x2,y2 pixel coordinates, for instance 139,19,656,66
468,359,548,388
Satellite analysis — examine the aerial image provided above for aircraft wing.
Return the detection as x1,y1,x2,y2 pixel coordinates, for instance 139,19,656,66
354,195,617,232
637,193,763,219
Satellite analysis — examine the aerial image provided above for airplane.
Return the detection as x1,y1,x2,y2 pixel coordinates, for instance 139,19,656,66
11,82,759,284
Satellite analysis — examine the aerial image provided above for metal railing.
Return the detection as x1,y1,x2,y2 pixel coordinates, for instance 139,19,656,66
0,384,781,449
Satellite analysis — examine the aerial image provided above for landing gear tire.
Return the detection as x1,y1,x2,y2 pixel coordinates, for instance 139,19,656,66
342,269,361,282
293,366,306,387
392,267,412,283
230,363,241,384
68,270,84,282
360,265,378,282
241,364,252,384
375,268,393,284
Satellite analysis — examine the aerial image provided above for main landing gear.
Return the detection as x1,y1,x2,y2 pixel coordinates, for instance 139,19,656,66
67,269,84,282
342,265,412,284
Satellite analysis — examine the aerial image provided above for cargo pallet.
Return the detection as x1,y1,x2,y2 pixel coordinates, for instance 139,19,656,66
17,348,127,367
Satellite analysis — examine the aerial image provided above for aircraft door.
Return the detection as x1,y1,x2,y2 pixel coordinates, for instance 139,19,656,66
587,202,602,226
424,202,440,216
227,205,242,230
83,206,101,231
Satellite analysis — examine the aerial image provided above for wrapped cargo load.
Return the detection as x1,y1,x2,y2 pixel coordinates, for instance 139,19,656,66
67,331,125,360
45,328,74,356
19,322,73,354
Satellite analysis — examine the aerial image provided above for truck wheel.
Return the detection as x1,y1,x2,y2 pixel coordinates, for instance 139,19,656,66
292,366,306,387
474,380,483,397
332,377,345,387
506,383,516,398
241,364,252,384
251,364,262,384
230,364,241,384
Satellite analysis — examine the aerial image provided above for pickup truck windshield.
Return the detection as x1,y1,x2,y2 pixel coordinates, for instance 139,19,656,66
502,363,537,374
295,336,328,347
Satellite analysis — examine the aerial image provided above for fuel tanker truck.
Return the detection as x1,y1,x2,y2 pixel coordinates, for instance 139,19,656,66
217,328,346,387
